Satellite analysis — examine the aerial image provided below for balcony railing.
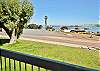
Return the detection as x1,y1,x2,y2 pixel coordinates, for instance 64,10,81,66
0,48,98,71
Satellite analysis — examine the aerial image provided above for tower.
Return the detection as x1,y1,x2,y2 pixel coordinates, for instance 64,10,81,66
44,16,48,29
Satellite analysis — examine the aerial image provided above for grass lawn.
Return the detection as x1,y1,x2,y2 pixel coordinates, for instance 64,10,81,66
0,40,100,70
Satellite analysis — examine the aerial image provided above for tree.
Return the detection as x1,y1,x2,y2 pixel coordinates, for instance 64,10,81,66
27,24,38,29
95,24,100,27
27,24,43,29
0,0,33,43
60,26,68,30
38,25,43,29
46,26,55,31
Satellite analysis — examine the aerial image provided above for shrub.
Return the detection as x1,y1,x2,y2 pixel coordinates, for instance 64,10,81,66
60,26,68,30
46,26,55,31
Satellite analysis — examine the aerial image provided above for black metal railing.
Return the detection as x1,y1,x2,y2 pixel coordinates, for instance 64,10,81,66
0,48,98,71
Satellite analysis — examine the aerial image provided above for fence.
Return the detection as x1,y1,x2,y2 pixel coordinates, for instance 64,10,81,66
0,48,97,71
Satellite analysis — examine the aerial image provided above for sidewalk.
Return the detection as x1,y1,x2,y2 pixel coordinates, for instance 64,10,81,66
19,37,89,48
0,34,90,48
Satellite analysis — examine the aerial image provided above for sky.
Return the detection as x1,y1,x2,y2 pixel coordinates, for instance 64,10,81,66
99,0,100,24
30,0,99,26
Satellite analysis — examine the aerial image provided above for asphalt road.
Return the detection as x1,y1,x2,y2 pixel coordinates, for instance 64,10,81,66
0,29,99,48
20,29,99,48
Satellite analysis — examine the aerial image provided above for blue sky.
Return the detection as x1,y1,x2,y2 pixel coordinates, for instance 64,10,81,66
30,0,99,26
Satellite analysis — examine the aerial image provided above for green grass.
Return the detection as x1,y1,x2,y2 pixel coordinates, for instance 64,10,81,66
0,40,100,70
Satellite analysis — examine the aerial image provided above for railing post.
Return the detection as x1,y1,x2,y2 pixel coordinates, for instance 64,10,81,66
0,56,2,71
5,57,7,71
14,60,16,71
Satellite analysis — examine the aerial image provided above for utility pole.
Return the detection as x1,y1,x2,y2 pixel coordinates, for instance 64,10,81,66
44,16,48,29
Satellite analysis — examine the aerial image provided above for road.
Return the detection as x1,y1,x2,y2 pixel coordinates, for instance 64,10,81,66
0,29,99,49
20,29,99,49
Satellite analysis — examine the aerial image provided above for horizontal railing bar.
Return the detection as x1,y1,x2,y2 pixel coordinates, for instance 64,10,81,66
0,48,98,71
